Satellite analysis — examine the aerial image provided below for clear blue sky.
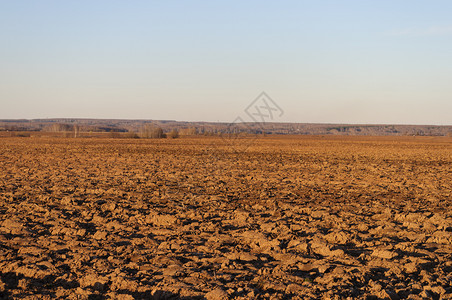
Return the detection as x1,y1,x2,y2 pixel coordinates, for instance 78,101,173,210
1,1,451,125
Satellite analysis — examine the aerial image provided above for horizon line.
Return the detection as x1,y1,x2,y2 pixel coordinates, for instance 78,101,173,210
0,118,451,127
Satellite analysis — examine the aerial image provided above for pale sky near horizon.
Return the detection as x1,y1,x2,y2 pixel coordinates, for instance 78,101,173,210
1,1,451,125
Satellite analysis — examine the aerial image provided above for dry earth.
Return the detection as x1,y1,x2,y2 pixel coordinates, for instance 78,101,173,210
0,136,451,299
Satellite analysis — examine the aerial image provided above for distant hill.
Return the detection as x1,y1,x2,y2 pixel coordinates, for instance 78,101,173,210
1,118,451,136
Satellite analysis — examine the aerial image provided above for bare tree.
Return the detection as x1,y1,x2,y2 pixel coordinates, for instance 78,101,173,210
74,124,79,138
140,125,165,139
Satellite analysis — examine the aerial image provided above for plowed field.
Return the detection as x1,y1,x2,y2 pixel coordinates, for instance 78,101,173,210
1,136,451,299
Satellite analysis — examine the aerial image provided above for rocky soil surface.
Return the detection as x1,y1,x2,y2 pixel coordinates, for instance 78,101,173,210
0,136,451,299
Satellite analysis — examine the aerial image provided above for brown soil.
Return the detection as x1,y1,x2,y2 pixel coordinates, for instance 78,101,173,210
1,136,451,299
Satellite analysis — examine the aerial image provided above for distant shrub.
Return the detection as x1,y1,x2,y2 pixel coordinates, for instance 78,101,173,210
12,132,30,137
45,123,72,132
167,129,179,139
109,132,121,138
107,131,139,139
124,131,139,139
140,125,166,139
179,127,197,136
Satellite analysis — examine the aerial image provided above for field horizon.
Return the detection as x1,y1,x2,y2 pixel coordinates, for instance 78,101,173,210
2,118,452,137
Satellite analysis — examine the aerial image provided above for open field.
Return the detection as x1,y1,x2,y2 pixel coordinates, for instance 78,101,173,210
1,135,451,299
